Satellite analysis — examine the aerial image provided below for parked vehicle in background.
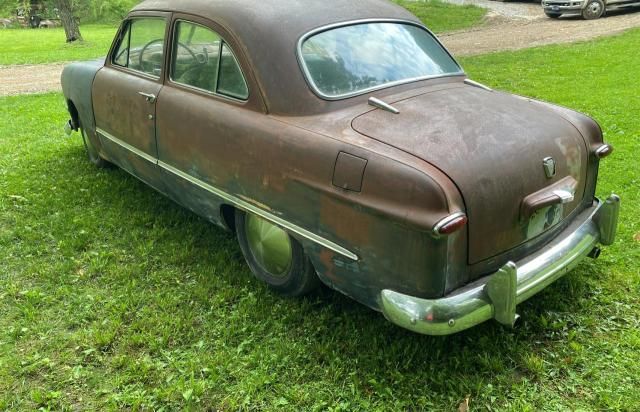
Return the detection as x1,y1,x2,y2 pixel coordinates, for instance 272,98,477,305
542,0,640,19
61,0,619,335
14,0,61,28
38,19,59,28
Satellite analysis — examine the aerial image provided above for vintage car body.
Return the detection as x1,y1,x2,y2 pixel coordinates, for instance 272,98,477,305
61,0,619,335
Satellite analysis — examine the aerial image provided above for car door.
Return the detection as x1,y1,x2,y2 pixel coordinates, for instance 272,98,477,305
154,17,266,224
92,13,170,189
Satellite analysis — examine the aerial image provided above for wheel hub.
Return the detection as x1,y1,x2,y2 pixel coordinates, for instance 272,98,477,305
245,214,293,277
585,1,602,17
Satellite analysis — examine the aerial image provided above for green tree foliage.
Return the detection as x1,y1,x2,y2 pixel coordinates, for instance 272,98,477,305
0,0,140,22
74,0,140,23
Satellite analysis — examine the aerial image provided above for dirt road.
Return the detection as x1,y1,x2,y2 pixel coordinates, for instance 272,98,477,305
0,63,65,96
444,0,543,20
1,10,640,96
441,11,640,56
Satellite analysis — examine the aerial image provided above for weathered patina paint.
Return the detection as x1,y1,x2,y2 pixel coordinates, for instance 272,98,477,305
60,0,614,327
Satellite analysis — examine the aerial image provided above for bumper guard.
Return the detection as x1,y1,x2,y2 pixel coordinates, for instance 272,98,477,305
381,194,620,335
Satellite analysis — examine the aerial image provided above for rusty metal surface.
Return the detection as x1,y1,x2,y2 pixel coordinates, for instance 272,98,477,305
351,85,590,264
133,0,420,115
381,195,620,335
60,0,610,317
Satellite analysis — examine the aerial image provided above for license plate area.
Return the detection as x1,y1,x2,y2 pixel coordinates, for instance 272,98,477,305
526,204,563,239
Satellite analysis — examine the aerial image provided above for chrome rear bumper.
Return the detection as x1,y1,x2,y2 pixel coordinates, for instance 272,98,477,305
381,195,620,335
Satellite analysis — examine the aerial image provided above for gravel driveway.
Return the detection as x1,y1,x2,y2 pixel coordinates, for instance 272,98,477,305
0,63,65,96
2,7,640,96
440,9,640,56
443,0,543,20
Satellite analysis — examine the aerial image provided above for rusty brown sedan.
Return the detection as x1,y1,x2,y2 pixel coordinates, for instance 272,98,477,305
61,0,620,335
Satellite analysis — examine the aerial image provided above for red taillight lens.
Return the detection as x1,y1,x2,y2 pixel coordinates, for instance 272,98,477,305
433,213,468,238
595,144,613,159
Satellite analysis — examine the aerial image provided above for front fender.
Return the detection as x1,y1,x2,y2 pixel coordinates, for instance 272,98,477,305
61,59,104,133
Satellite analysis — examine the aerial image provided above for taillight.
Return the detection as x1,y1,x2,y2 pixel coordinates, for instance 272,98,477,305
433,212,468,238
595,144,613,159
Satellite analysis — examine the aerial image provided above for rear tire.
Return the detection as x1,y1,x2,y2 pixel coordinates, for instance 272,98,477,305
235,210,320,296
582,0,605,19
81,127,110,168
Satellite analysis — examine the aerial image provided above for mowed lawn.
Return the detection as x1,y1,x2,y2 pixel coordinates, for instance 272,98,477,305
0,1,486,65
0,24,118,65
394,0,486,33
1,30,640,412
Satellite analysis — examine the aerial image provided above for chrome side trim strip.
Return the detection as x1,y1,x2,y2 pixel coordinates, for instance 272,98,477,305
96,127,158,165
95,129,358,260
157,160,359,261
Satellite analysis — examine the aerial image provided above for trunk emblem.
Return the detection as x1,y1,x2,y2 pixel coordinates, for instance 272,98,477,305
543,157,556,179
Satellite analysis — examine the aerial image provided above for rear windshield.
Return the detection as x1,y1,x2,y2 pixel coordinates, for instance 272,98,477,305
300,22,462,99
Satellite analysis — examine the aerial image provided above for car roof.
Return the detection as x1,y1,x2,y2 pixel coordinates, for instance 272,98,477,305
133,0,422,114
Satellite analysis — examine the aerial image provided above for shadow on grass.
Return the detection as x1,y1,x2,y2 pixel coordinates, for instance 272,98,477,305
61,141,596,357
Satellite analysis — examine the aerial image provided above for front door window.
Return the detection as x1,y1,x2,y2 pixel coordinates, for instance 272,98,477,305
113,18,167,78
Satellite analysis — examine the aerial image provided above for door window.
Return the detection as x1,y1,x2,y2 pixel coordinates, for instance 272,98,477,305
113,18,167,77
170,21,249,100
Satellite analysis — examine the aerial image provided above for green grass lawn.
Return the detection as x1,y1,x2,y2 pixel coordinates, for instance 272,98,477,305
1,29,640,412
0,24,117,65
394,0,487,33
0,2,485,66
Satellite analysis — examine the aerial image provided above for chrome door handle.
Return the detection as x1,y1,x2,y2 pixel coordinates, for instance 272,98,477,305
138,92,157,103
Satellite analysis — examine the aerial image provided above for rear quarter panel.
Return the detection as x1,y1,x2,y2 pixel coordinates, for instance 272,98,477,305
155,84,468,309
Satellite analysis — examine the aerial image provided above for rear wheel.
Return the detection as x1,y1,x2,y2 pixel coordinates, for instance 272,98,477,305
582,0,605,19
81,127,110,168
235,210,320,296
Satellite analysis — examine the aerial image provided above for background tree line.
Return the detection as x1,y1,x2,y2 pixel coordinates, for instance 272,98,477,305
1,0,140,42
0,0,141,24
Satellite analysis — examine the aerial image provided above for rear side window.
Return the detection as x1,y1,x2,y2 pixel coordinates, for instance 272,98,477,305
170,21,249,100
218,43,249,100
113,18,167,77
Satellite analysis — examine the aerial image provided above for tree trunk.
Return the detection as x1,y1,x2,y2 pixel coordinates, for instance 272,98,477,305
54,0,83,42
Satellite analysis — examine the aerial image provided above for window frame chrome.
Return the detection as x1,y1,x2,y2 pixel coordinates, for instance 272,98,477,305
167,19,250,102
111,16,169,81
296,18,466,101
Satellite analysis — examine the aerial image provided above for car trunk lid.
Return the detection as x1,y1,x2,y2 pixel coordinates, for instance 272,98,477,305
352,85,589,264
